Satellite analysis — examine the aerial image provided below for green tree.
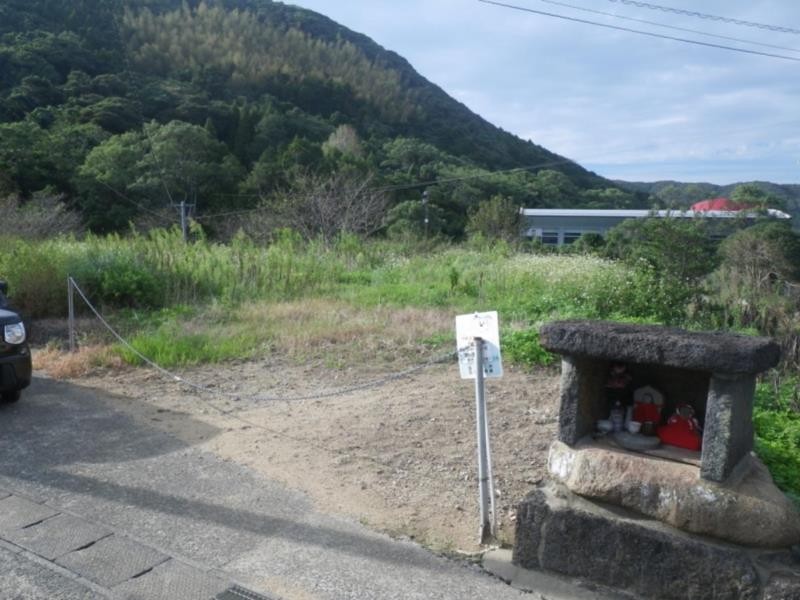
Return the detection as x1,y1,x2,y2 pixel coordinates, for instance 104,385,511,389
78,120,245,230
605,215,718,284
529,169,579,207
731,183,785,211
710,222,800,365
135,120,245,210
465,194,520,242
385,199,447,238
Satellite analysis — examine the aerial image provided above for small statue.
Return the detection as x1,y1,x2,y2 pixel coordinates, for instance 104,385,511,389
606,363,631,389
658,403,703,451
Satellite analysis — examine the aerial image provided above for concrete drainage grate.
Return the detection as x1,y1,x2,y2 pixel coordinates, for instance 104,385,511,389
216,585,275,600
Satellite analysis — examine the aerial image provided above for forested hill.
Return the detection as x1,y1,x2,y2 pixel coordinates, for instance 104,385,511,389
617,180,800,225
0,0,637,234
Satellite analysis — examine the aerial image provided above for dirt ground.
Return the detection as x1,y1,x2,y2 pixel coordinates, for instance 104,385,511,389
66,353,560,553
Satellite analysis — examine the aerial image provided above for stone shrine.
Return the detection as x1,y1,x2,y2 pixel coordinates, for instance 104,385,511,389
513,320,800,600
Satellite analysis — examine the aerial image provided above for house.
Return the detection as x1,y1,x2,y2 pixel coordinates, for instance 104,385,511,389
520,201,791,247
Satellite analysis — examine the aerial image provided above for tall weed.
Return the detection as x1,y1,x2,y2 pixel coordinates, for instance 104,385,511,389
754,377,800,503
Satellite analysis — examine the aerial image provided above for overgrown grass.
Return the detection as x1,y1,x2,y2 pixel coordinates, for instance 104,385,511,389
754,378,800,503
8,228,799,504
1,229,689,370
0,229,684,325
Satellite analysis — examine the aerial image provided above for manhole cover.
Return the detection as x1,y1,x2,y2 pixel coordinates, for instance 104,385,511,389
216,585,274,600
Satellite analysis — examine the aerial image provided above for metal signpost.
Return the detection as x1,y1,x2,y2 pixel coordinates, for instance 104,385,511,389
456,311,503,544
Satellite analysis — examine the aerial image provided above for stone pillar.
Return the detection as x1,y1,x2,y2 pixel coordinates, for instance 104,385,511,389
558,356,607,446
701,373,756,482
558,356,582,445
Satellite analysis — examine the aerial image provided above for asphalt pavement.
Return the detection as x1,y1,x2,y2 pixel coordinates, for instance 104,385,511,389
0,376,543,600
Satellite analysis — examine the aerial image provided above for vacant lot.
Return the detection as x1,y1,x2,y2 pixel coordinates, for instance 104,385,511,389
73,355,560,552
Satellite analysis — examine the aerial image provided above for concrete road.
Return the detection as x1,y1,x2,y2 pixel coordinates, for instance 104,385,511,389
0,377,543,600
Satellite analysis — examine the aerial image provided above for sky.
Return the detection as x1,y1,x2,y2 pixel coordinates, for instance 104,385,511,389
286,0,800,185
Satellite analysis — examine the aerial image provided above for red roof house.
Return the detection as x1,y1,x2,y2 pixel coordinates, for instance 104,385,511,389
691,197,747,212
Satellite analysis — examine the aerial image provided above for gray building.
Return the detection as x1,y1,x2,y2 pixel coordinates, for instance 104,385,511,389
520,208,791,246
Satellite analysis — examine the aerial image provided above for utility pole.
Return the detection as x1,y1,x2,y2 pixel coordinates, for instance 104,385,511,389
173,200,195,242
180,200,187,242
422,189,430,237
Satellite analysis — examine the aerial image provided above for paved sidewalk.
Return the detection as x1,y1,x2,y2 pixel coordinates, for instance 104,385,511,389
0,376,611,599
0,490,274,599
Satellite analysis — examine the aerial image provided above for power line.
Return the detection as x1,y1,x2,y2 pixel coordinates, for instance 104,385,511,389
96,180,173,224
194,157,578,222
540,0,800,54
607,0,800,35
478,0,800,62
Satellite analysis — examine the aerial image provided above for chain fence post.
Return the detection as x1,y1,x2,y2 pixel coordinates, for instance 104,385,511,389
67,276,76,353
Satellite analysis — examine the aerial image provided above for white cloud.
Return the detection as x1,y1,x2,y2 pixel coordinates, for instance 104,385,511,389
288,0,800,183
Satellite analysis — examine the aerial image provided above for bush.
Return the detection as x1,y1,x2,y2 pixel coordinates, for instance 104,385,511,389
503,328,555,367
68,240,164,309
465,194,520,243
0,238,71,317
0,194,83,239
604,215,718,283
754,378,800,503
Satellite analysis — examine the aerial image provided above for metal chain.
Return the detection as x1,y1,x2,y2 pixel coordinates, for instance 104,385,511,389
69,278,459,407
68,278,502,532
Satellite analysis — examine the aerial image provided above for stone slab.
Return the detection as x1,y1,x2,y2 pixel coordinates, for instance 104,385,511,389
540,320,780,375
514,481,762,600
547,440,800,548
482,548,631,600
0,495,59,532
112,559,230,600
0,544,108,600
56,534,168,587
3,513,113,560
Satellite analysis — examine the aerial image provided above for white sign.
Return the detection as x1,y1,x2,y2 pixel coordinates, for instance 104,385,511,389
456,311,503,379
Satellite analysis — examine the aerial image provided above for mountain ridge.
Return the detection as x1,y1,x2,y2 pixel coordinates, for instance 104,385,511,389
0,0,647,233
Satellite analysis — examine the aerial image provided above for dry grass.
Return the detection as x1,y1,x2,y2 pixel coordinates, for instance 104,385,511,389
234,300,453,365
33,344,123,379
32,299,454,379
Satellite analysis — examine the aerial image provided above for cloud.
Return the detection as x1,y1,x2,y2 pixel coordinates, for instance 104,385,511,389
288,0,799,184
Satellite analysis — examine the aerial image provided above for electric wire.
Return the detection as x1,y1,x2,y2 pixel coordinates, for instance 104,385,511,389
478,0,800,62
540,0,800,54
194,157,577,222
606,0,800,35
96,180,174,224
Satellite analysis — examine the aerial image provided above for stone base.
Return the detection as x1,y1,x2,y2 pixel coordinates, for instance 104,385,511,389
513,482,800,600
548,440,800,548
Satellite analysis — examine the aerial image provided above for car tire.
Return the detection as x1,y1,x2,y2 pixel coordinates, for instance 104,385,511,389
1,390,21,403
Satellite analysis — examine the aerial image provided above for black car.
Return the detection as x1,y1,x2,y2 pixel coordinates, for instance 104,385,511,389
0,281,31,403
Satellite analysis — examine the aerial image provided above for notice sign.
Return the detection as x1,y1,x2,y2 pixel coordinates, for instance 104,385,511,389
456,311,503,379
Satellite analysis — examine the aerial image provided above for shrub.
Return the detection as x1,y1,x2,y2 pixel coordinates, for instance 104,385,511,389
0,238,72,317
0,194,83,239
754,378,800,503
465,194,520,243
502,328,555,367
604,215,718,283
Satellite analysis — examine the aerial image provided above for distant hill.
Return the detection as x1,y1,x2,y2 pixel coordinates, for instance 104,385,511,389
0,0,638,234
616,180,800,226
